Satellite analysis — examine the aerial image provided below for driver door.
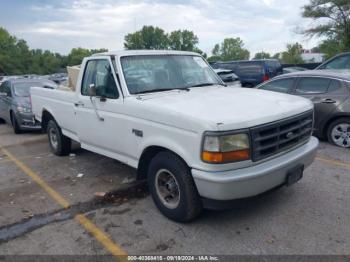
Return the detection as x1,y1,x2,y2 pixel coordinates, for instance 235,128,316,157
74,58,130,160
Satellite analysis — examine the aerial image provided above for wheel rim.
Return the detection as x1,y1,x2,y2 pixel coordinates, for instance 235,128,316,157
331,123,350,148
155,169,180,209
49,127,58,149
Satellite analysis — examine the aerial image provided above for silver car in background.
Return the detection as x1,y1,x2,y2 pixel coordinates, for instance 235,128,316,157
0,78,57,133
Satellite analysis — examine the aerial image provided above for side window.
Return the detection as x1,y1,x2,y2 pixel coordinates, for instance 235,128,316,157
81,60,119,99
324,56,350,70
259,78,294,93
0,82,4,93
3,82,12,96
296,77,330,94
328,80,342,93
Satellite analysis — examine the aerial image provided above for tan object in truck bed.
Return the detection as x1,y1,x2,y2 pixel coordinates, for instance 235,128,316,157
66,65,80,91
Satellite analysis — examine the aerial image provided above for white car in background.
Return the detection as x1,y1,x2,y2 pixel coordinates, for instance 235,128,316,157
213,68,241,87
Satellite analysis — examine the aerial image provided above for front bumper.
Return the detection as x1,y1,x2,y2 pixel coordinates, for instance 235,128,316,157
192,136,318,201
16,112,42,130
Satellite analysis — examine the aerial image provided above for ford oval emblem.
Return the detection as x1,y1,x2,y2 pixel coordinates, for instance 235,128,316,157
286,132,294,138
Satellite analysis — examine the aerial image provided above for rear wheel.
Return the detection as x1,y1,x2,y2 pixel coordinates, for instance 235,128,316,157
47,120,71,155
11,113,22,134
148,151,203,222
327,118,350,148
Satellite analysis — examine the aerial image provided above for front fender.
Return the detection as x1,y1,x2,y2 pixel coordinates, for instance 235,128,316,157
137,134,198,168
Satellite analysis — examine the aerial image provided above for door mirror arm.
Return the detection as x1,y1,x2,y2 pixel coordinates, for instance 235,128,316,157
88,84,106,102
87,84,104,122
88,84,97,97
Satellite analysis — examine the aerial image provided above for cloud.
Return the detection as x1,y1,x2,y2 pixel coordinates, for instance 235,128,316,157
4,0,318,56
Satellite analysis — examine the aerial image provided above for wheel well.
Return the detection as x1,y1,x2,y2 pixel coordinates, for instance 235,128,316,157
41,110,55,132
323,115,350,139
137,146,187,181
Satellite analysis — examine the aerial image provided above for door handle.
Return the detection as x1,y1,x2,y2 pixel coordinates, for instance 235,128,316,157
74,101,85,107
321,98,336,104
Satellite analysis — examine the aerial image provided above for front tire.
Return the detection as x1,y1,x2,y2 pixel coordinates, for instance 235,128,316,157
11,113,22,134
148,151,203,222
47,120,71,156
327,118,350,148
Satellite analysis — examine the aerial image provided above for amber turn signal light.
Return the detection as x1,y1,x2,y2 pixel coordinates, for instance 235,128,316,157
202,149,250,164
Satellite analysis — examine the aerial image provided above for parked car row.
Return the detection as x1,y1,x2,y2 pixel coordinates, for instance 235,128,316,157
257,70,350,148
212,59,283,87
210,52,350,148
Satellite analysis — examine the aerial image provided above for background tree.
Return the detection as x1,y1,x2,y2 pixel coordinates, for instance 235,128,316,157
124,25,169,50
208,37,250,62
0,27,110,75
254,52,271,59
312,39,344,59
302,0,350,56
281,43,304,64
272,53,281,59
168,30,198,51
0,28,32,75
66,48,107,66
212,44,220,57
30,49,65,74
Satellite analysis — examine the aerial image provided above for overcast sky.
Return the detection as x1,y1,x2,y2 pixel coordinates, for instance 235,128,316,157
0,0,321,56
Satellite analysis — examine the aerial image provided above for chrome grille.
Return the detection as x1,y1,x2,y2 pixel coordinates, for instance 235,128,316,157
251,110,313,162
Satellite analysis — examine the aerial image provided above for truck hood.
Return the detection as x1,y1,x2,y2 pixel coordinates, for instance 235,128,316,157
132,86,313,131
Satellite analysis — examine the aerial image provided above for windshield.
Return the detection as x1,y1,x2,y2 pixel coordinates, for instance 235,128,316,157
120,55,222,94
13,82,44,97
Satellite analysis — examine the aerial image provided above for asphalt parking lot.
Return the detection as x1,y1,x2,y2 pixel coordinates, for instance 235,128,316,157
0,123,349,258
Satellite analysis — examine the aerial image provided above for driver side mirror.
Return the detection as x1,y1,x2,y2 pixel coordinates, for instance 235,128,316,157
88,84,97,97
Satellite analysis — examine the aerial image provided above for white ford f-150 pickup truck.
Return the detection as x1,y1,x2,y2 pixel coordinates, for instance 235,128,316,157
31,50,318,222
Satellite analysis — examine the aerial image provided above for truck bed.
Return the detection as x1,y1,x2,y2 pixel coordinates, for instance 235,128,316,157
31,87,79,141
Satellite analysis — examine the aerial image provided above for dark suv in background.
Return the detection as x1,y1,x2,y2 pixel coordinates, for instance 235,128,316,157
257,70,350,148
212,59,283,87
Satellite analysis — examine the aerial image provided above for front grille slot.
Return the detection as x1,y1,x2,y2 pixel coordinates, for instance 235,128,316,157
251,111,313,161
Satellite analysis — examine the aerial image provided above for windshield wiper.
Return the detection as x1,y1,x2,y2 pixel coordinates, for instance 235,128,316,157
136,87,190,95
188,82,226,88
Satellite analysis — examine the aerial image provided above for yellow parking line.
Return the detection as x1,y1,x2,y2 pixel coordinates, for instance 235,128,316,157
316,155,350,170
0,153,52,164
0,147,128,260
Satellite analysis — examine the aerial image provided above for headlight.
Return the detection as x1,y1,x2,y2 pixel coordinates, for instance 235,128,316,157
202,133,250,164
17,106,31,113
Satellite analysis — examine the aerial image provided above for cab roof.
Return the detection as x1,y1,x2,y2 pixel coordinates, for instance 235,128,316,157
92,50,201,57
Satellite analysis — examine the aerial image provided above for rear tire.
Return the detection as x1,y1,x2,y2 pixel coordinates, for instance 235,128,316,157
148,151,203,222
47,120,71,156
327,118,350,148
11,113,22,134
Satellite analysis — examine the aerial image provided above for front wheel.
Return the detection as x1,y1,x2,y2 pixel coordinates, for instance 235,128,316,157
11,113,22,134
327,118,350,148
47,120,71,156
148,151,203,222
